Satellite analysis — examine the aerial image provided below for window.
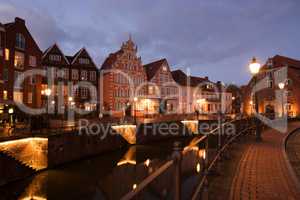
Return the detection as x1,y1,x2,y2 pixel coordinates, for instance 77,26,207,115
79,58,90,64
5,48,9,61
29,76,36,85
49,54,61,62
81,70,88,80
72,69,79,80
0,49,3,57
149,86,154,95
162,65,167,71
64,68,69,79
13,91,23,103
28,92,32,104
16,33,25,49
3,67,9,81
14,71,23,89
90,71,96,81
81,88,88,97
268,79,273,88
29,56,37,67
3,90,7,100
14,51,25,69
286,79,292,86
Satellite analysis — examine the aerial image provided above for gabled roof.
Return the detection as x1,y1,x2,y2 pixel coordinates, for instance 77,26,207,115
143,58,167,81
71,48,97,67
100,50,123,70
171,70,188,86
171,69,211,87
42,43,70,64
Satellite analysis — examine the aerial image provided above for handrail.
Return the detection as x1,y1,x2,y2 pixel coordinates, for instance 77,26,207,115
121,160,174,200
120,117,253,200
191,125,254,200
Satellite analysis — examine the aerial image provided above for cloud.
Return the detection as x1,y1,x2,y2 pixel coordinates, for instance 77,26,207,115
1,0,300,84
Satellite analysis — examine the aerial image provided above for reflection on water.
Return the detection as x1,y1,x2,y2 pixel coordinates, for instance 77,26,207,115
0,137,206,200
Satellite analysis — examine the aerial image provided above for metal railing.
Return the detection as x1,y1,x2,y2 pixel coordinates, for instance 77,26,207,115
121,117,255,200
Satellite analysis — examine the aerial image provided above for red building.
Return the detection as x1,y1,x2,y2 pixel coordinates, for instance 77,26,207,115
243,55,300,118
0,17,43,122
100,37,147,117
42,44,98,116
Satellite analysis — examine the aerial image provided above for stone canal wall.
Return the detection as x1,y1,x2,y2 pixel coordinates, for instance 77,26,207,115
47,129,128,167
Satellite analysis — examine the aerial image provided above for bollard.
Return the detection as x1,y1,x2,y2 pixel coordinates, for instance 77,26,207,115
172,141,182,200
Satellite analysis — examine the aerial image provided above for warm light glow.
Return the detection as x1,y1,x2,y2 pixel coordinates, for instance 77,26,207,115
68,96,73,102
196,163,201,173
249,57,261,75
133,184,137,190
117,160,136,166
196,98,206,104
144,159,151,167
232,96,236,100
249,100,253,105
44,88,51,96
278,82,285,90
8,108,14,114
21,196,46,200
51,100,55,105
134,97,138,102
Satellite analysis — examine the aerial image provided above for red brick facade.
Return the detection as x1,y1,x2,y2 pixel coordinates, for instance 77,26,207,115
100,38,147,116
243,55,300,117
0,17,43,120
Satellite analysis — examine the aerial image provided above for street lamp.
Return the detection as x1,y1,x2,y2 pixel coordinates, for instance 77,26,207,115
278,82,285,117
43,88,52,129
134,97,138,124
249,57,261,141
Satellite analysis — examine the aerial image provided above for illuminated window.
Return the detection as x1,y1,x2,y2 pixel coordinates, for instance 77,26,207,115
5,48,9,61
29,56,37,67
162,65,167,71
3,90,7,100
28,92,32,104
13,91,23,103
149,86,154,95
81,70,88,80
14,51,25,69
14,71,23,89
16,33,25,49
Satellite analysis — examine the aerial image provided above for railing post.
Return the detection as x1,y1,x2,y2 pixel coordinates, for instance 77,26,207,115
202,136,209,200
172,141,182,200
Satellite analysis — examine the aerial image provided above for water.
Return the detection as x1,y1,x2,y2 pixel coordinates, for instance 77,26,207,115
0,137,206,200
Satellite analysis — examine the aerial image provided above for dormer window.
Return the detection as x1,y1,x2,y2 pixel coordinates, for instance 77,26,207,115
16,33,25,49
79,58,90,64
49,54,61,62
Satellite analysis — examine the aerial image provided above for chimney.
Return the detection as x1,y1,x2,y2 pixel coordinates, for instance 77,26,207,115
15,17,25,25
204,76,208,81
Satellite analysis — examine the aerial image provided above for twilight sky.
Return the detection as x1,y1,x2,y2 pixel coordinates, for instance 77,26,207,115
1,0,300,85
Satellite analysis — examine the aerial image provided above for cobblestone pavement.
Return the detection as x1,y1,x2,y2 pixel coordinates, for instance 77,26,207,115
230,123,300,200
286,129,300,186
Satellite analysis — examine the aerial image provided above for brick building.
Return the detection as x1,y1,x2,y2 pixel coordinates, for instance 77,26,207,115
243,55,300,117
42,44,98,116
172,69,232,114
0,17,43,122
143,58,179,114
100,37,147,117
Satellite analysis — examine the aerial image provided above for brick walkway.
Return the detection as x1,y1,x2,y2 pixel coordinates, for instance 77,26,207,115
230,123,300,200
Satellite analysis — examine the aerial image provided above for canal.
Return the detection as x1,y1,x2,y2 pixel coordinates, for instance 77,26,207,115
0,136,207,200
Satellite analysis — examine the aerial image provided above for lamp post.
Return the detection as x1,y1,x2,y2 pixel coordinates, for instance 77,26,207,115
278,82,285,117
44,88,52,129
134,97,138,124
249,57,261,141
